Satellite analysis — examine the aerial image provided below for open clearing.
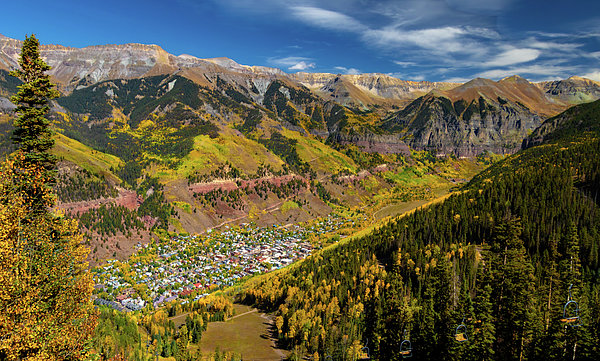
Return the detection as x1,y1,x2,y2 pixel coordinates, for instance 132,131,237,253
199,304,288,360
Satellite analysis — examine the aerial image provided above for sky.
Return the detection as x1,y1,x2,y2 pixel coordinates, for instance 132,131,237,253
2,0,600,82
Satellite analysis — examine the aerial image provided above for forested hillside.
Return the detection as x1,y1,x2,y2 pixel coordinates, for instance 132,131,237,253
240,99,600,360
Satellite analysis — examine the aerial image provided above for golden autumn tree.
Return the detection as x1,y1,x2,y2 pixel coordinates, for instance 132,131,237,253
0,35,97,360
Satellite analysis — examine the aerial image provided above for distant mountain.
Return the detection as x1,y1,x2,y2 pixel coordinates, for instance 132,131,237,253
523,98,600,148
292,72,458,108
2,34,600,158
538,76,600,105
381,92,541,157
380,76,557,156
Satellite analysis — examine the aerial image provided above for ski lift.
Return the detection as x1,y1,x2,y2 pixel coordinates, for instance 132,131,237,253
358,338,370,360
399,329,412,358
560,284,581,326
454,316,468,342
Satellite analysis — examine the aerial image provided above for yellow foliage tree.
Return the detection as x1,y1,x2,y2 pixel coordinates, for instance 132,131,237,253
0,154,97,360
0,35,96,360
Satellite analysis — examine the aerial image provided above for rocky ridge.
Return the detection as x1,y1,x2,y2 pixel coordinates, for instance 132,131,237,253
2,34,600,157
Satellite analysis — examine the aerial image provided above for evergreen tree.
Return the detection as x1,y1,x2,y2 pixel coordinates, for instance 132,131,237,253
10,34,59,212
560,223,585,360
489,218,538,361
0,35,96,360
470,265,496,361
380,257,413,361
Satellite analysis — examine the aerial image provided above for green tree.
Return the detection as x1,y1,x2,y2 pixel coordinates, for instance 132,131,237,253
9,34,59,213
0,35,96,361
380,257,414,361
489,218,538,361
470,266,496,361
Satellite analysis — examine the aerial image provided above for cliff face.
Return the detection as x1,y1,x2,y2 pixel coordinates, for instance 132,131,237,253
3,34,600,158
292,72,458,104
375,75,600,157
383,94,541,157
539,76,600,105
0,35,285,93
329,132,411,154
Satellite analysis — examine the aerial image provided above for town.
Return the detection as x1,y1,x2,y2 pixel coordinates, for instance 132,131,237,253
92,212,367,312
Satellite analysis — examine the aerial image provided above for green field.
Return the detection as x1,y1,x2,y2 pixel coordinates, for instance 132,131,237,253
199,304,288,360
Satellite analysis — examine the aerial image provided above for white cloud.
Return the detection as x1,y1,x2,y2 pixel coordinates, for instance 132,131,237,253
587,51,600,59
483,48,541,67
334,66,361,75
442,76,472,83
409,74,426,81
464,26,501,39
477,64,572,80
581,70,600,82
291,6,367,32
386,72,405,79
393,61,417,67
364,26,469,53
289,61,316,70
268,56,316,71
524,38,582,52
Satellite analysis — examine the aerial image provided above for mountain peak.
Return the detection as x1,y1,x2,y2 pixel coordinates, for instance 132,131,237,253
461,77,496,88
500,75,529,84
204,57,244,70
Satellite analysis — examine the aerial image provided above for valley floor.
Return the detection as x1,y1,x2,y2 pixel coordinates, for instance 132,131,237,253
196,304,287,361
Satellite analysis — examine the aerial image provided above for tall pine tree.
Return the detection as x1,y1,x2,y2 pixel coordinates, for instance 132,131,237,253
489,218,538,361
9,34,59,213
0,35,96,361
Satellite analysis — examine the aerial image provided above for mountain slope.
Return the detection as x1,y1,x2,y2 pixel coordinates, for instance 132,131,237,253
539,76,600,104
382,91,541,156
523,98,600,148
4,34,600,159
378,75,591,156
240,92,600,360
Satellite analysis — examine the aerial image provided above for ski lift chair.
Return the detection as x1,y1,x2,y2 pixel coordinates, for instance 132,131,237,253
455,317,468,342
358,338,370,360
399,330,412,358
560,284,581,327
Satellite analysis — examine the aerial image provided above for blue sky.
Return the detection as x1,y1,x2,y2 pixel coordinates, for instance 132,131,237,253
2,0,600,82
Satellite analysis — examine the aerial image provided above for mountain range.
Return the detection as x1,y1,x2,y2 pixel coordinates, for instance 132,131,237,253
2,34,599,157
2,34,600,262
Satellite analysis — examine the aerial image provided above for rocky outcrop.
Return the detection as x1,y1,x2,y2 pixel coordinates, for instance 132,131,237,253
0,35,285,93
538,76,600,105
293,72,458,105
383,94,541,157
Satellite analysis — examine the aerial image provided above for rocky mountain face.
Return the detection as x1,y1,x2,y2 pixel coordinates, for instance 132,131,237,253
293,72,458,107
2,34,600,158
538,76,600,105
0,35,285,93
382,93,541,157
376,75,600,157
523,98,600,149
